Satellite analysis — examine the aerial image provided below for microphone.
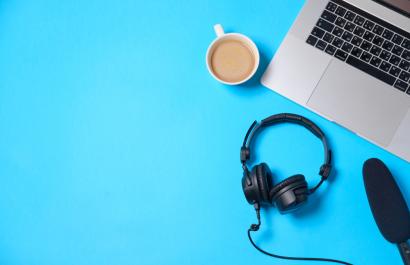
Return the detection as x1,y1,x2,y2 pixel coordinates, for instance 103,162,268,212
363,158,410,265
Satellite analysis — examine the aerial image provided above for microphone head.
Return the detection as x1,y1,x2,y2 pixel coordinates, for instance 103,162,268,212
363,158,410,244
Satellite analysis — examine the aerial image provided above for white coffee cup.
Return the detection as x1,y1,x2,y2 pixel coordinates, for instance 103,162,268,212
206,24,260,85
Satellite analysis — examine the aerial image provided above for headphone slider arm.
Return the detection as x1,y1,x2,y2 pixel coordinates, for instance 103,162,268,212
319,164,332,180
240,147,250,163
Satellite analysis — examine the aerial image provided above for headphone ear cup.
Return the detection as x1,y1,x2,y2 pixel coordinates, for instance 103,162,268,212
269,174,308,213
242,169,257,205
255,163,273,204
241,163,273,205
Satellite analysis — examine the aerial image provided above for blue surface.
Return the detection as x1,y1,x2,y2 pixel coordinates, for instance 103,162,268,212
0,0,409,264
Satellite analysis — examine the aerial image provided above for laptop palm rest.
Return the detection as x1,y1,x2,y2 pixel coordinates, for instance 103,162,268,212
307,59,410,147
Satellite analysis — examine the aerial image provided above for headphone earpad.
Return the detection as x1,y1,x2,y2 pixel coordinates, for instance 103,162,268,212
270,174,308,213
241,163,273,205
255,163,272,204
242,169,259,205
241,164,270,205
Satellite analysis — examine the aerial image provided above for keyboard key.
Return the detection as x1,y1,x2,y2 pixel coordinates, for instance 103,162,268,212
316,40,327,50
399,71,410,82
380,61,392,72
323,32,335,43
317,18,335,32
380,50,391,61
353,27,365,37
333,26,344,37
392,34,404,45
389,66,401,77
360,40,372,51
389,55,401,66
401,50,410,61
372,25,384,35
335,49,348,61
402,39,410,49
394,80,409,92
351,36,363,46
399,59,410,71
344,11,356,21
325,44,337,55
342,31,353,42
321,10,337,23
382,29,394,40
392,45,404,56
346,55,395,85
363,20,374,31
341,42,353,53
311,27,325,38
326,2,338,12
370,56,382,67
372,36,384,46
332,37,344,48
351,46,363,57
363,31,374,41
360,51,372,62
370,46,382,56
335,6,347,16
335,17,347,28
344,22,355,32
382,40,394,51
354,15,365,26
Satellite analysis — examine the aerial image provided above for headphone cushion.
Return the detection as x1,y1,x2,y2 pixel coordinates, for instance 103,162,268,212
255,163,272,203
270,174,306,199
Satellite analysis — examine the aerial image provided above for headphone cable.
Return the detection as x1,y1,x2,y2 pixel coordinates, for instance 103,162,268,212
247,205,353,265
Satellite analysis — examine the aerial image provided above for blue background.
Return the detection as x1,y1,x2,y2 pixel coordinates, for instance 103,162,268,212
0,0,409,264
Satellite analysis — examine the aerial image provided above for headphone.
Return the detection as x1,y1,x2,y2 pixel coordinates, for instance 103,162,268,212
241,113,332,213
240,113,351,265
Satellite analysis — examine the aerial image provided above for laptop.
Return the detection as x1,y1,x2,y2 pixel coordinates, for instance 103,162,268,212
261,0,410,162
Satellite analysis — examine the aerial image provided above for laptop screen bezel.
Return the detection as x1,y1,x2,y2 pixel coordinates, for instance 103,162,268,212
372,0,410,18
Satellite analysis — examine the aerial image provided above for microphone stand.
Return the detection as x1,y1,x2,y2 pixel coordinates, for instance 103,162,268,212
398,242,410,265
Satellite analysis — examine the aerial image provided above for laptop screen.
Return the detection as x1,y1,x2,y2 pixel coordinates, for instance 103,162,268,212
373,0,410,17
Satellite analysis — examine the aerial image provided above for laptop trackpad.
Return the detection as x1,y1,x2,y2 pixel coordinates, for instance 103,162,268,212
307,59,410,146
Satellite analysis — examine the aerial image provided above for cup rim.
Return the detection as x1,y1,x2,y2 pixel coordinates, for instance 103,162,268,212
206,33,260,85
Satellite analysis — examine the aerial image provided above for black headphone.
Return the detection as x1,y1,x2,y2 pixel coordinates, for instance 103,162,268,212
240,113,332,213
240,114,351,265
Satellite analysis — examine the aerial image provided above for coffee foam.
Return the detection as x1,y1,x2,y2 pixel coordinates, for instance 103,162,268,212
210,39,255,83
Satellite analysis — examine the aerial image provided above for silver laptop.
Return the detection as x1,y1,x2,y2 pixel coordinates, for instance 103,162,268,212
261,0,410,162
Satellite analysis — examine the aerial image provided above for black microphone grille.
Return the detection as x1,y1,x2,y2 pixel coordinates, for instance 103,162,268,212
363,158,410,244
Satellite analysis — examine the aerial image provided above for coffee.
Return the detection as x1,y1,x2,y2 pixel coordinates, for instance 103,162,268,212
210,39,256,83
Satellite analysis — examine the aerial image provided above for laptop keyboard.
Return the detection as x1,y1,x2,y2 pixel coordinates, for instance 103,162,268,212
306,0,410,95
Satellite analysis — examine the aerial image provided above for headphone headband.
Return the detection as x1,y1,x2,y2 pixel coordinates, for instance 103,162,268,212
240,113,332,192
